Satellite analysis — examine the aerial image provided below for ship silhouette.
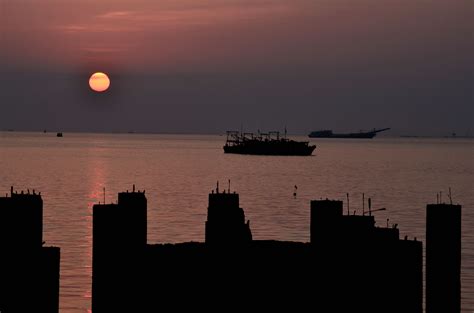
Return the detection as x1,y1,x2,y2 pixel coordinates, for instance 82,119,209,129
309,127,390,139
224,130,316,155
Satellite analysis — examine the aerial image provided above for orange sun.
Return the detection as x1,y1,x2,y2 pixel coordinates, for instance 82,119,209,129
89,72,110,92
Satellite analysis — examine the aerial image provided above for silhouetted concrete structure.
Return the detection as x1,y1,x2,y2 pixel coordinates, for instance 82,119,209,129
92,185,147,312
205,185,252,245
0,188,60,313
426,203,462,313
310,199,343,243
0,187,43,249
90,186,433,313
310,198,422,312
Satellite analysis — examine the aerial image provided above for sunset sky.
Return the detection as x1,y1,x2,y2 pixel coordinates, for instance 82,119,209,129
1,0,472,135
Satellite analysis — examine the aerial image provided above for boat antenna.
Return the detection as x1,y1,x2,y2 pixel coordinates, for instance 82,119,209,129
448,187,453,205
103,187,106,204
228,179,231,193
216,181,219,194
284,126,287,139
368,197,372,216
346,193,350,215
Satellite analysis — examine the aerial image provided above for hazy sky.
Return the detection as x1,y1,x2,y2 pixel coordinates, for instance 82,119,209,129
1,0,472,135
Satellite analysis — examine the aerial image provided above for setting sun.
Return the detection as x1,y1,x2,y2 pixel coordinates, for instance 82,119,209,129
89,72,110,92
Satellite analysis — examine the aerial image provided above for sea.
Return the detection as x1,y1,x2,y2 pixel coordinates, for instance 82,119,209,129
0,132,473,312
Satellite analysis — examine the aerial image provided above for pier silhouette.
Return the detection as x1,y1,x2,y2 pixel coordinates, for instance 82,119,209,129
0,187,60,313
91,185,463,313
426,203,462,313
0,185,462,312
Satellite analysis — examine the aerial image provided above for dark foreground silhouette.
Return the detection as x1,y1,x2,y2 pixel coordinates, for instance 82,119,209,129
0,187,60,313
0,185,460,312
92,185,462,313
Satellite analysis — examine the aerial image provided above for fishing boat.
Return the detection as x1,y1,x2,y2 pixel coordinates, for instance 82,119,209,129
224,131,316,156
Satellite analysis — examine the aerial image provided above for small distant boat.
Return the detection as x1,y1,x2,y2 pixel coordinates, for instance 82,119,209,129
308,128,390,139
56,132,63,137
224,130,316,156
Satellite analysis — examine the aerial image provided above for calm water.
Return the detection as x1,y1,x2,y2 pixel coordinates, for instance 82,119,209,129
1,132,473,312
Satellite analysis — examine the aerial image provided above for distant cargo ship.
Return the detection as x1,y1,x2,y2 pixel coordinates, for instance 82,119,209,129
308,128,390,139
224,131,316,156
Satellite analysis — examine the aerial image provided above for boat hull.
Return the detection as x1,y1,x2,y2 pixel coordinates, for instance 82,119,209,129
224,143,316,156
308,132,377,139
308,128,390,139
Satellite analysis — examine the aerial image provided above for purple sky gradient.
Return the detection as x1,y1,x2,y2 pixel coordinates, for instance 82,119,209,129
1,0,472,135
